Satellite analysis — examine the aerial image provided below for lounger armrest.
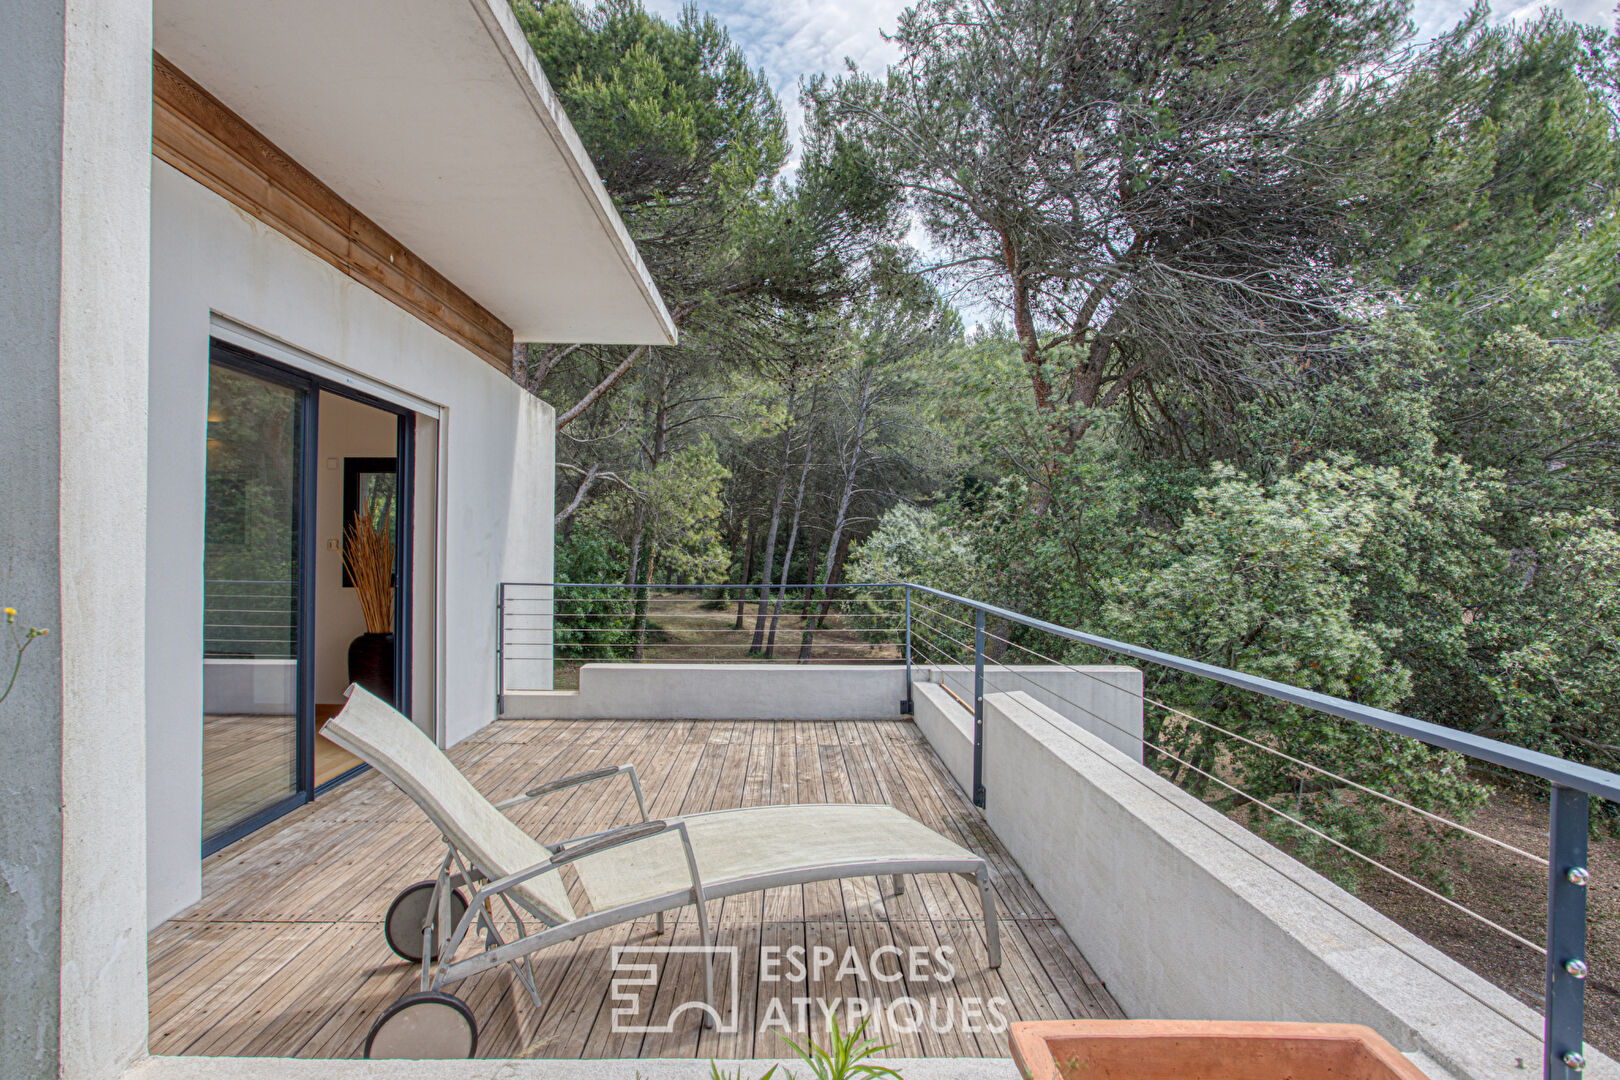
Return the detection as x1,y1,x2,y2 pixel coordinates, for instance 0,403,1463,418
472,819,682,907
551,820,672,865
495,763,648,821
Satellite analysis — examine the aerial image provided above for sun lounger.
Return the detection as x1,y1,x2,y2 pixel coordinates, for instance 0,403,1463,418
323,686,1001,1058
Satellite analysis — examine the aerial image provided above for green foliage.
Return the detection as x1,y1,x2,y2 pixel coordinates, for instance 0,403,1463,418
700,1016,901,1080
1436,328,1620,534
514,0,786,212
779,1016,902,1080
707,1064,777,1080
553,528,635,658
586,439,731,584
846,505,983,598
1098,460,1488,885
1478,510,1620,770
1354,13,1619,325
541,0,1620,892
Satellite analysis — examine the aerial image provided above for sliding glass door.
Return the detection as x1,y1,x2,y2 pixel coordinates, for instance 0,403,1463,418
199,339,415,853
202,348,315,848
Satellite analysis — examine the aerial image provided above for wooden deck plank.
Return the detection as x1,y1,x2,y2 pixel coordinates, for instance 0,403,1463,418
150,717,1118,1060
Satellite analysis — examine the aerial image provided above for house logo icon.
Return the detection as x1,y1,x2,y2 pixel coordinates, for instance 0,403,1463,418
609,944,741,1034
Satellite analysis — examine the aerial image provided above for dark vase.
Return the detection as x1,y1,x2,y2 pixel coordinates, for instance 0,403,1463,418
348,632,395,704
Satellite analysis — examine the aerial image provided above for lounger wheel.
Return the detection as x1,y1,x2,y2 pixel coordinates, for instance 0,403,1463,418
384,880,469,962
364,990,478,1059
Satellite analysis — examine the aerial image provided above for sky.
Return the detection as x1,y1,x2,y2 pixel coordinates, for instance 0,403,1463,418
639,0,1616,327
642,0,1619,155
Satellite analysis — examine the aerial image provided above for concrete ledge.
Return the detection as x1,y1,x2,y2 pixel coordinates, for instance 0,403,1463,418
953,689,1617,1080
914,682,975,792
202,657,295,715
502,663,907,720
918,664,1143,763
502,663,1145,736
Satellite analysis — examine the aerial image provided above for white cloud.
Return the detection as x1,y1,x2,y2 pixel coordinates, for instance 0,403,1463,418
642,0,908,156
1414,0,1614,39
643,0,1620,148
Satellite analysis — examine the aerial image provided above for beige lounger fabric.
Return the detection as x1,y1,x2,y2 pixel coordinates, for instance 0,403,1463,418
326,688,985,927
571,805,978,911
323,689,578,924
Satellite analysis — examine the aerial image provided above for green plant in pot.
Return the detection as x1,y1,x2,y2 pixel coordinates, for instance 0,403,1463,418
343,505,394,704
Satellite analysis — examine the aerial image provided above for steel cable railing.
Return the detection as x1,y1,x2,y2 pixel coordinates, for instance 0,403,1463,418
500,579,1613,1076
203,578,296,657
907,608,1549,950
497,582,910,694
908,597,1549,867
901,599,1567,1042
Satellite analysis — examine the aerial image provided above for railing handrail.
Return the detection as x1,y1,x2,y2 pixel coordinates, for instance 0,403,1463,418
502,581,897,589
902,582,1620,803
515,579,1620,802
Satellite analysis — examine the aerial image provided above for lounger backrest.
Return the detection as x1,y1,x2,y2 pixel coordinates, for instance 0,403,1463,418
324,687,577,925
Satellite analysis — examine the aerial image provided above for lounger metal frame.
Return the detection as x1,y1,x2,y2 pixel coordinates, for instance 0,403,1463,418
404,764,1000,1026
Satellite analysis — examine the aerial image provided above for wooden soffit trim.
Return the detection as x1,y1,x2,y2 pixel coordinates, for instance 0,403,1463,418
153,53,515,374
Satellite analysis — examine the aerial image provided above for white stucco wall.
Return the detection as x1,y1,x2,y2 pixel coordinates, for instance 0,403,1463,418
145,161,554,926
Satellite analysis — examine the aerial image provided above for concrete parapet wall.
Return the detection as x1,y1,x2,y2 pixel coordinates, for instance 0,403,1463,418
502,663,907,720
919,663,1143,762
913,686,1614,1080
501,663,1146,733
912,682,976,791
202,658,297,715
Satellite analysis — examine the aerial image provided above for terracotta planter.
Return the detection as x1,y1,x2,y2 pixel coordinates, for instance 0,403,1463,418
1009,1020,1430,1080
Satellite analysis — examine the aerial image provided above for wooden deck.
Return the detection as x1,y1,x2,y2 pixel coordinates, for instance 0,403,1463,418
153,718,1121,1060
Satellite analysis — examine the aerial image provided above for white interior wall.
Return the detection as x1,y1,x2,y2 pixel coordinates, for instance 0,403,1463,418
313,392,400,707
146,161,554,927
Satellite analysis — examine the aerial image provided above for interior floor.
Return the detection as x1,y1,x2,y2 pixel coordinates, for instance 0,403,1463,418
315,703,364,786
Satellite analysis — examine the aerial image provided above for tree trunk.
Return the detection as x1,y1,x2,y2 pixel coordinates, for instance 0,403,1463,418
633,545,658,660
555,463,600,535
766,404,816,656
798,373,871,660
749,388,797,652
734,518,755,629
795,531,823,650
798,532,852,662
629,369,670,656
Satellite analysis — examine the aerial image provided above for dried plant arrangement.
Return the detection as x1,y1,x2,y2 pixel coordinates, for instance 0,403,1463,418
343,507,394,634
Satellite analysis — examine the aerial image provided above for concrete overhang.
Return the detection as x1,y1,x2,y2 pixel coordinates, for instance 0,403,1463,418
154,0,676,347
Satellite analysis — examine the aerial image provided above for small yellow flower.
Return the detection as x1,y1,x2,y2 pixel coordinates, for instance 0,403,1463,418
3,607,14,621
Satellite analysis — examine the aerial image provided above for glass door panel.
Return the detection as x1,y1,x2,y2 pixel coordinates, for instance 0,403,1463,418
202,359,307,841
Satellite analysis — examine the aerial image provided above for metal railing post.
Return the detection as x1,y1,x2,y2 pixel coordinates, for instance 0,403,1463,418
972,607,986,808
1546,784,1590,1078
902,585,914,715
495,582,505,716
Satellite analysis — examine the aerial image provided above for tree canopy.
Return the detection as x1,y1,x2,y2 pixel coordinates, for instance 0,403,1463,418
515,0,1620,912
